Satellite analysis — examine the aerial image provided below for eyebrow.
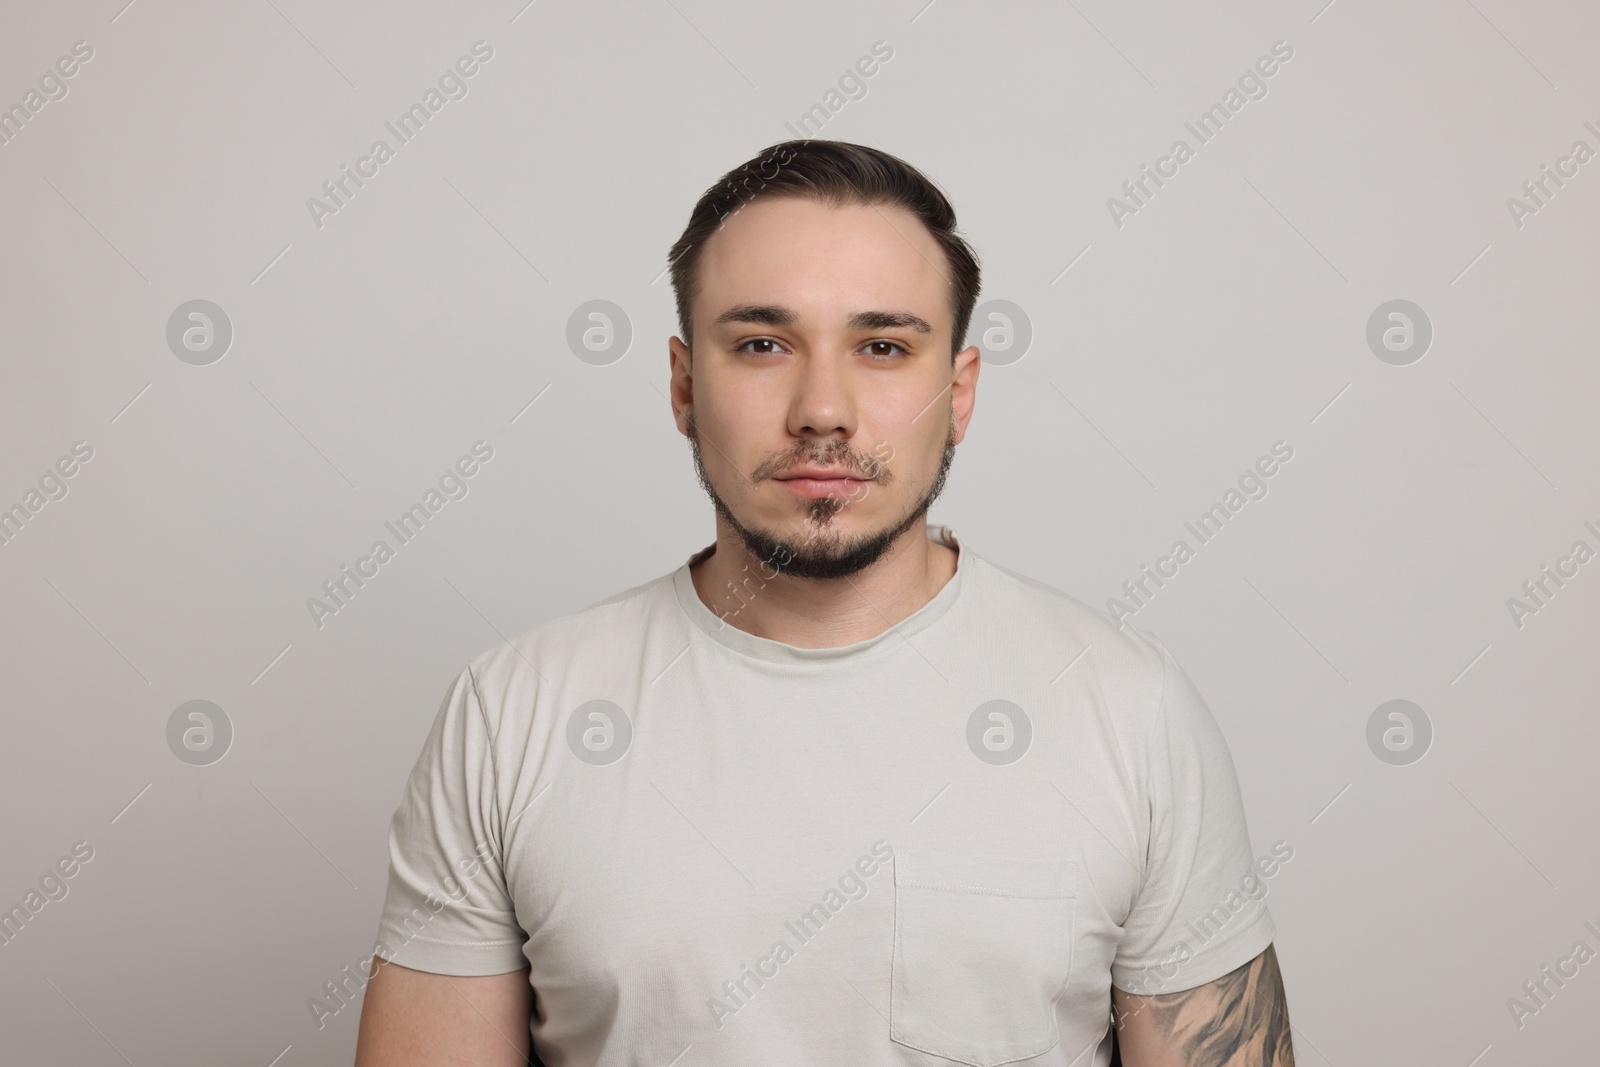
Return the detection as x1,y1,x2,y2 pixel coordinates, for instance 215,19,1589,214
711,304,933,334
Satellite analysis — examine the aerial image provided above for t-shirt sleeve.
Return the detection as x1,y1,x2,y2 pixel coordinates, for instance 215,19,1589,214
1110,639,1277,995
372,664,529,975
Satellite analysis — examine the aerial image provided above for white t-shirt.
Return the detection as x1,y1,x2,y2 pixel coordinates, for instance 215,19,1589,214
374,525,1275,1067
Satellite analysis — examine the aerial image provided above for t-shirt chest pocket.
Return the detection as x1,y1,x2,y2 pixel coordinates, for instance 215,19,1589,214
890,849,1077,1067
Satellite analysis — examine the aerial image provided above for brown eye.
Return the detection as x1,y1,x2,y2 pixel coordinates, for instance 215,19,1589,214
865,340,907,359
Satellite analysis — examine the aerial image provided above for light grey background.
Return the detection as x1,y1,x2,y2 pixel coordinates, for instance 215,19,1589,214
2,0,1596,1063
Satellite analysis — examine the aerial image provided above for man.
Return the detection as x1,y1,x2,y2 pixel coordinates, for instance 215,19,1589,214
354,140,1295,1066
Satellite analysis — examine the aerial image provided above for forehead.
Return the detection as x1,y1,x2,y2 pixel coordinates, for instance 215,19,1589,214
696,196,949,329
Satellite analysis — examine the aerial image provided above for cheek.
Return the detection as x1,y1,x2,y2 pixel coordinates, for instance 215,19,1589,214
905,397,956,457
709,395,770,450
862,404,941,475
695,394,775,482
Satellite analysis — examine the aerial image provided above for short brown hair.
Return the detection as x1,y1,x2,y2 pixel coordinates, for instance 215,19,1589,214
667,140,982,363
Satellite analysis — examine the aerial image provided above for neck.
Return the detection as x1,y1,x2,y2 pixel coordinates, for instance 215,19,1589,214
689,521,958,649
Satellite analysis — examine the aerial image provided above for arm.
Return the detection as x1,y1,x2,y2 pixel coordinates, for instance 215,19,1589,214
353,958,534,1067
1112,943,1295,1067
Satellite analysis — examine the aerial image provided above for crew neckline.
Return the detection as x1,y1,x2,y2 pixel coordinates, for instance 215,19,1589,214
672,524,967,666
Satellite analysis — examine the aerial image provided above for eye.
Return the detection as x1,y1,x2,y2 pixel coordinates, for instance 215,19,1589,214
735,337,787,356
862,340,908,360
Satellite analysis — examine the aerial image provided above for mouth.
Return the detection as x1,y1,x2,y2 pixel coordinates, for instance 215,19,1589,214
774,470,869,498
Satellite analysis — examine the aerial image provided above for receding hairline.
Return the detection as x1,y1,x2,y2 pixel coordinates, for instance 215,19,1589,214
667,140,984,363
688,196,953,350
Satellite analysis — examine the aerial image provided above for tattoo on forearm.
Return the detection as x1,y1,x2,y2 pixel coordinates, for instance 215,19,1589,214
1141,944,1295,1066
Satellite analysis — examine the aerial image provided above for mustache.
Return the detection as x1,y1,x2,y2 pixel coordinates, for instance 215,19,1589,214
754,444,890,482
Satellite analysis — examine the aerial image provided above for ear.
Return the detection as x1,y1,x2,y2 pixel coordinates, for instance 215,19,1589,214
950,344,981,445
669,335,694,437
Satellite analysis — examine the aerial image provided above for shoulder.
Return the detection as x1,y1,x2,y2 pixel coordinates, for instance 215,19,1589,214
973,553,1171,685
460,569,676,724
969,554,1176,753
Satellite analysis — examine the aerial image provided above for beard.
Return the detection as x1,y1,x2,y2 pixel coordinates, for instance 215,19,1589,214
686,412,958,581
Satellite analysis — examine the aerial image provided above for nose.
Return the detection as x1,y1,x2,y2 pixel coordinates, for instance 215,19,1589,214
786,348,858,443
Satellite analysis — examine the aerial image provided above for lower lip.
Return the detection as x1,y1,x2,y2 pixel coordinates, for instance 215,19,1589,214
776,477,866,498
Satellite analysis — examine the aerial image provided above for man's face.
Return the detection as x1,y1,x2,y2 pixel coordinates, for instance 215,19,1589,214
669,195,980,581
